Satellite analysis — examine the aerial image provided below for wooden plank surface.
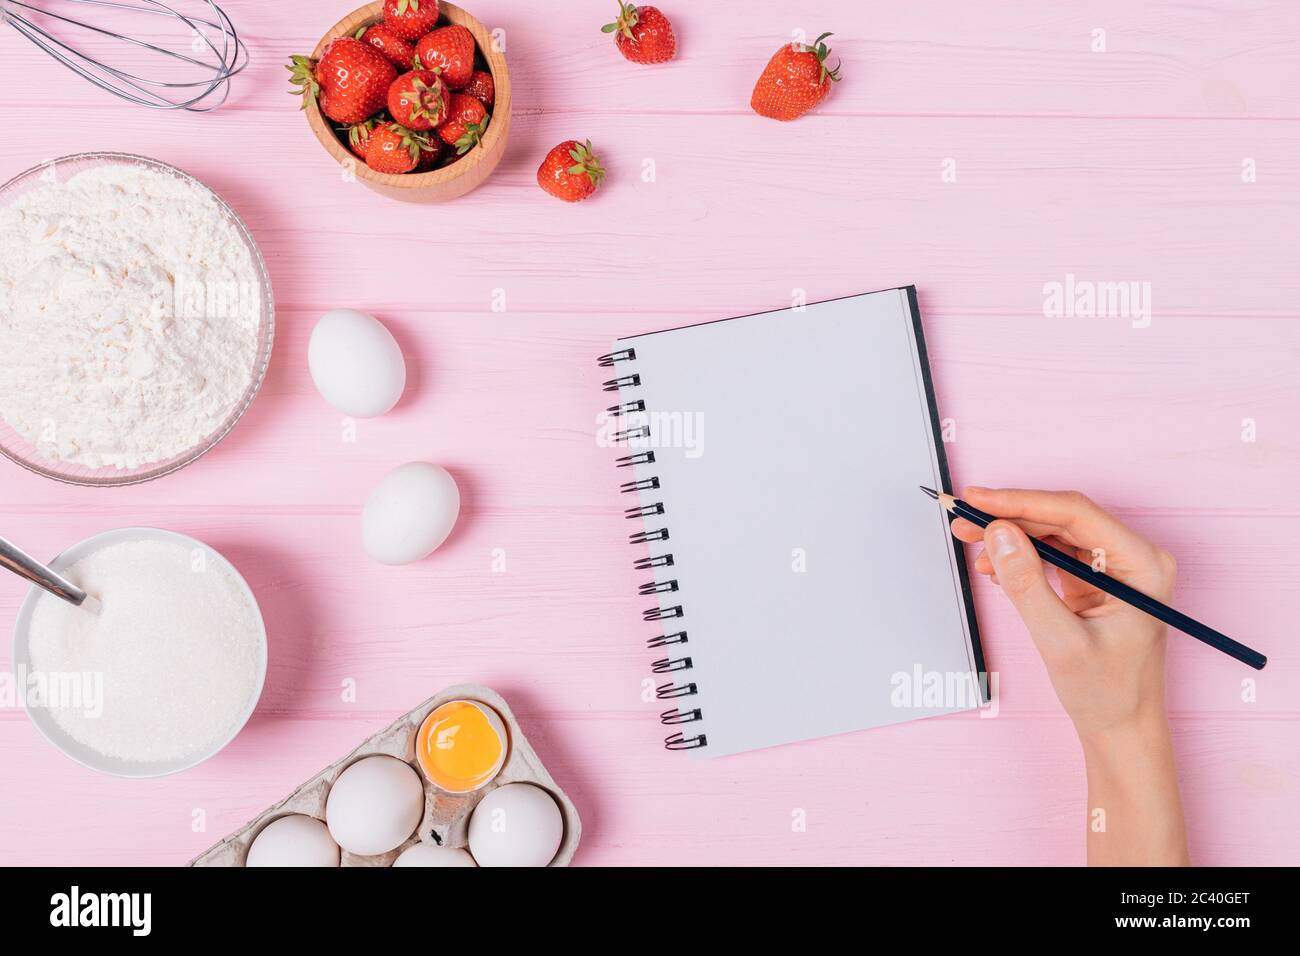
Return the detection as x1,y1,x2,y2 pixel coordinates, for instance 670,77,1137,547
0,0,1296,866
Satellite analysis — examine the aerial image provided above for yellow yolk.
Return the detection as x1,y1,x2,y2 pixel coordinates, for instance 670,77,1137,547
416,700,506,793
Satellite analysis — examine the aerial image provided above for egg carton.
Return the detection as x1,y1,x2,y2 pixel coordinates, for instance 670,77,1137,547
189,684,581,866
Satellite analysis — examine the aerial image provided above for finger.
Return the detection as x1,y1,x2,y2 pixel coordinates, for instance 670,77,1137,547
983,520,1078,651
974,549,992,574
964,487,1159,560
1040,534,1103,604
950,517,986,544
1062,589,1109,616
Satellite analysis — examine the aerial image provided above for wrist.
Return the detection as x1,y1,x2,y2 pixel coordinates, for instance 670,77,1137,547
1079,708,1187,866
1078,708,1175,786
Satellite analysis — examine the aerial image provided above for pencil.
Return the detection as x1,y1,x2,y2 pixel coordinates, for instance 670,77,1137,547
920,486,1268,670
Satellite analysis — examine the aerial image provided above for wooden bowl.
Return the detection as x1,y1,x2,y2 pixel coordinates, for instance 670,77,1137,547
304,1,511,203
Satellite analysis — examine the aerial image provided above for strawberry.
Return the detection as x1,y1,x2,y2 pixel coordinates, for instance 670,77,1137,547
436,92,490,154
750,32,841,121
388,70,451,130
356,23,415,70
463,69,495,110
602,3,676,64
288,37,396,125
344,118,378,160
364,122,427,174
537,140,605,202
415,25,476,90
382,0,440,42
415,135,445,171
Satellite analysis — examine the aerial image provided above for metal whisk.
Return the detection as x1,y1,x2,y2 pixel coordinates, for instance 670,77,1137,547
0,0,246,111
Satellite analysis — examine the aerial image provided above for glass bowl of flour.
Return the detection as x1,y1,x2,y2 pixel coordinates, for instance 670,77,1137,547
11,528,267,777
0,152,274,486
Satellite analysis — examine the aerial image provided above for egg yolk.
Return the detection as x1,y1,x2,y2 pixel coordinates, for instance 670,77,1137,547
416,701,505,793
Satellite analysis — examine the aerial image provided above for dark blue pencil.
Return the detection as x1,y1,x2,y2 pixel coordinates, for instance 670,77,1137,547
920,486,1267,670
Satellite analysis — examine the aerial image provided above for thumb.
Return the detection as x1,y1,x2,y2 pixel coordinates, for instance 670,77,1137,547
984,520,1075,636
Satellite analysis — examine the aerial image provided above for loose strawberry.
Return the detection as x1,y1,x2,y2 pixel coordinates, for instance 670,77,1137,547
288,37,396,125
602,3,676,64
415,25,476,90
383,0,440,42
537,140,605,202
388,70,451,130
463,69,495,110
750,32,841,121
364,122,427,174
437,92,490,154
356,23,415,70
344,118,379,160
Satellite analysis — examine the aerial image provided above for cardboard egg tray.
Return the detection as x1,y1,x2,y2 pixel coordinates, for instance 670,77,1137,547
190,684,581,866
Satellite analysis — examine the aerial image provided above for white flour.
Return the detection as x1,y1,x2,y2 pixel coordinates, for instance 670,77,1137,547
27,538,263,764
0,163,261,470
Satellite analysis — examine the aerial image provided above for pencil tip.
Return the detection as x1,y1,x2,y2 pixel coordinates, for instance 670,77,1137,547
918,486,938,499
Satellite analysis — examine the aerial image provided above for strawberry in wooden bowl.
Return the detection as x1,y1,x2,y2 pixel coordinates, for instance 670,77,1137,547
288,1,510,202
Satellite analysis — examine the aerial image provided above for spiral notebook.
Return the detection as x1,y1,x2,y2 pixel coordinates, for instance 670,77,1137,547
598,287,986,757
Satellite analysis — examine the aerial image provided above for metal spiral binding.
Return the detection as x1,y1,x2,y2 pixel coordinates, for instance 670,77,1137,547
613,425,652,443
597,348,637,367
639,579,679,595
600,346,707,751
630,528,669,544
644,605,683,622
602,374,640,392
647,631,687,647
616,451,655,468
622,477,660,493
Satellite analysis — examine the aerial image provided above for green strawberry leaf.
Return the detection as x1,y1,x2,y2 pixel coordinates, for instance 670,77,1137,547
286,55,320,102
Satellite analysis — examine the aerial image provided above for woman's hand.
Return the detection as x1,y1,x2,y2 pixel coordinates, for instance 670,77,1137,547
951,487,1189,866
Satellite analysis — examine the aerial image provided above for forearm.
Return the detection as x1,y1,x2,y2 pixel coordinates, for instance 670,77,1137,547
1081,714,1189,866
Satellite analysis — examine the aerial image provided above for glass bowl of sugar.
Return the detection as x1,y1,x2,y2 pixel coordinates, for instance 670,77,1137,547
11,528,267,777
0,152,275,486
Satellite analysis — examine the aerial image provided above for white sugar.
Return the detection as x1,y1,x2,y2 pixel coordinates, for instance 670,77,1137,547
27,538,262,764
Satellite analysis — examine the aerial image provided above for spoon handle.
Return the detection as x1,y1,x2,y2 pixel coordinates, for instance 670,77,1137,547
0,535,90,606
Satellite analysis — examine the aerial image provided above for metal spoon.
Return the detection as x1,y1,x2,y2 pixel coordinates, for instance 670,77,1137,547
0,535,101,615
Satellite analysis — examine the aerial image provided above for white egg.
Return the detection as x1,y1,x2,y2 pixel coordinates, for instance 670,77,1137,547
308,309,407,417
246,814,340,867
468,783,564,868
392,843,477,867
326,755,424,856
362,462,461,565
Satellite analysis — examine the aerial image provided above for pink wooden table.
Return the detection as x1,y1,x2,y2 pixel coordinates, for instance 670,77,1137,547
1,0,1298,865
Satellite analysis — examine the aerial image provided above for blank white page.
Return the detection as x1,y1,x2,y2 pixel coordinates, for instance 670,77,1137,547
615,288,984,758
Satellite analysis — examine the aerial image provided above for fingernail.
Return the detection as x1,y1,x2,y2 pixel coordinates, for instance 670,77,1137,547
989,525,1018,559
